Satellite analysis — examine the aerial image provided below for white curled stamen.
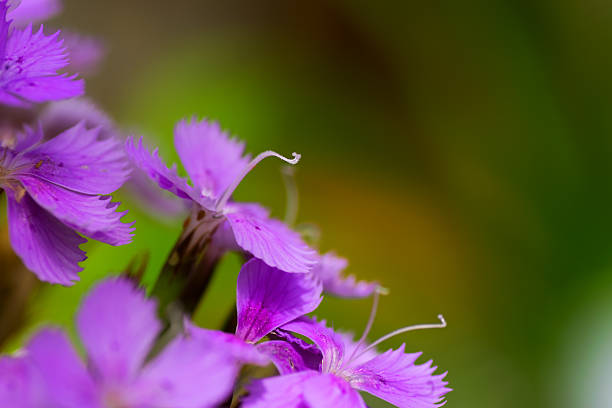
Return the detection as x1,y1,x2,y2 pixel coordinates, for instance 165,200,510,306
215,150,301,212
356,315,447,359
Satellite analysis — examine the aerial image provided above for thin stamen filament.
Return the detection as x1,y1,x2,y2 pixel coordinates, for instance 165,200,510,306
346,290,380,363
355,315,447,359
215,150,301,212
281,166,299,226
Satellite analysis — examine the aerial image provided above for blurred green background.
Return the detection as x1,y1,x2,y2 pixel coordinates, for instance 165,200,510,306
5,0,612,407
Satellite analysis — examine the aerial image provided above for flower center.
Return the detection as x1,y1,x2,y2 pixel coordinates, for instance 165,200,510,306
0,149,25,199
0,162,12,190
103,390,131,408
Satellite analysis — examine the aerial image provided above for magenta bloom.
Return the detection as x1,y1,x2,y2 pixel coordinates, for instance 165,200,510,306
0,122,132,284
9,0,105,75
0,0,83,107
60,30,105,75
0,277,253,407
126,118,317,273
38,98,116,139
7,0,61,27
244,314,450,407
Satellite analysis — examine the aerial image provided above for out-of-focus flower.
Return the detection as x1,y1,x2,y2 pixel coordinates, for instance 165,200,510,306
244,310,450,407
312,252,379,298
126,117,317,273
9,0,105,76
60,31,105,75
0,277,255,407
0,122,132,284
0,1,83,107
38,98,115,139
7,0,61,27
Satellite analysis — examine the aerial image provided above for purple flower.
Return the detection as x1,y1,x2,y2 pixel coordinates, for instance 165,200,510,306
0,0,83,107
313,252,380,298
0,356,46,406
60,31,105,75
0,277,254,407
8,0,61,27
126,117,317,273
244,301,451,407
0,121,133,284
185,257,323,364
38,98,116,139
9,0,105,76
39,98,188,219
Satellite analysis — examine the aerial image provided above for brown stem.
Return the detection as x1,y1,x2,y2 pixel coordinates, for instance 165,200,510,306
0,224,39,349
222,303,238,333
151,208,224,320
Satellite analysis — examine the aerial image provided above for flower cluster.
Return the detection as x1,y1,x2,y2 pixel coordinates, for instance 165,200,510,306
0,1,451,407
0,0,131,284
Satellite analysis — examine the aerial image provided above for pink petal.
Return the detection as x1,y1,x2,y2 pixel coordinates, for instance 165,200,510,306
134,334,240,408
6,190,86,285
26,328,98,406
302,373,367,407
125,135,202,204
256,340,319,375
9,0,61,27
76,278,161,384
39,98,116,140
174,117,250,200
19,175,134,246
18,122,130,195
0,356,46,406
244,371,366,408
243,371,319,408
313,252,378,298
61,31,105,75
349,344,451,408
184,323,269,366
280,317,347,374
225,202,317,273
0,24,83,107
236,258,322,343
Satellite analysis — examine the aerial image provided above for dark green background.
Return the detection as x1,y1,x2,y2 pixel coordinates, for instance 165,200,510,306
7,1,612,407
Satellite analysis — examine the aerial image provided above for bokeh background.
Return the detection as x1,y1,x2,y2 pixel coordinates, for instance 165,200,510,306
3,0,612,407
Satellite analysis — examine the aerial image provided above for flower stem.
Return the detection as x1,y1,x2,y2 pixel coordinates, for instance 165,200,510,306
151,208,224,320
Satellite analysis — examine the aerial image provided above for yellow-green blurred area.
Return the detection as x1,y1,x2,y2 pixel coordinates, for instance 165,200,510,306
6,0,612,407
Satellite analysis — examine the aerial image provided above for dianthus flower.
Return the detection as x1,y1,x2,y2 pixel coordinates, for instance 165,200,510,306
0,0,83,107
0,277,258,407
0,122,133,284
9,0,105,75
244,295,451,408
126,118,317,274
